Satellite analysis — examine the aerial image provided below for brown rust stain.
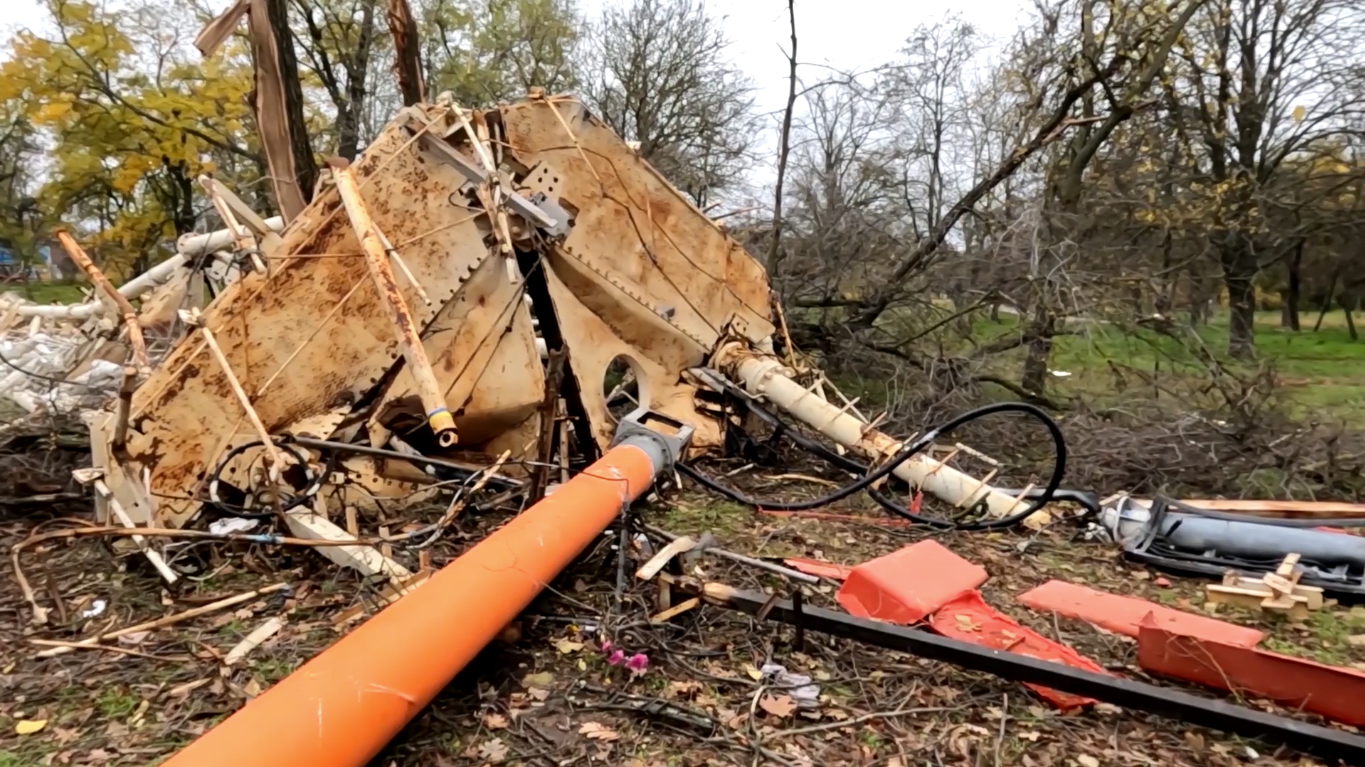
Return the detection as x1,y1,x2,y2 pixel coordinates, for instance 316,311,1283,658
131,109,493,523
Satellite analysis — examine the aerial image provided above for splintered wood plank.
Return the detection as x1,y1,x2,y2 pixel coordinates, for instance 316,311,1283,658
283,510,411,581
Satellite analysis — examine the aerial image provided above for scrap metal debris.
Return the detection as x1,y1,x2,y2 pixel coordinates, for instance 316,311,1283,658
3,79,1365,767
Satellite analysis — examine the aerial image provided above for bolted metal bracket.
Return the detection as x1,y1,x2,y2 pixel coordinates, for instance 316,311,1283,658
610,408,694,472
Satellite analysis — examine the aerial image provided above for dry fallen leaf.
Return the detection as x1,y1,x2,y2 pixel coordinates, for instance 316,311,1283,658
743,663,763,681
478,737,509,763
242,679,262,697
758,694,796,718
1019,731,1041,742
521,671,554,688
1348,634,1365,647
483,713,509,730
15,719,48,735
665,680,701,698
578,721,620,741
1077,756,1100,767
554,639,584,654
527,687,550,702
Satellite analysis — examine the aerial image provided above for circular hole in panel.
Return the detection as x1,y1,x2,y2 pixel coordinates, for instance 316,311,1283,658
602,354,649,423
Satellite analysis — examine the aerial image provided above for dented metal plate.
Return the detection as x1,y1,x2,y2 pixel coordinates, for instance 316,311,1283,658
500,97,773,450
125,107,491,524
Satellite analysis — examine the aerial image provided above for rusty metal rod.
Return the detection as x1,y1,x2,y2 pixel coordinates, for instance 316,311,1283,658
111,366,137,450
54,230,151,376
332,166,457,447
190,310,285,480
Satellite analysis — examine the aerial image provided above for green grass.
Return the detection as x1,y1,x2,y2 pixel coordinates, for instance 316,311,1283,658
96,686,139,720
971,310,1365,423
0,281,88,304
658,500,751,538
1260,606,1365,667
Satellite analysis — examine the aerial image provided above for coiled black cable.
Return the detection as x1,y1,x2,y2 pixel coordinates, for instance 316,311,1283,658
680,401,1067,531
206,440,327,518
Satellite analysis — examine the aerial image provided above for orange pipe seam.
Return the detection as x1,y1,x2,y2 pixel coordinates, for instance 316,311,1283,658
162,441,661,767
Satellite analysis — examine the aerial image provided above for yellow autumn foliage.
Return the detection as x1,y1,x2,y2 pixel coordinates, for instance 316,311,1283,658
0,0,258,265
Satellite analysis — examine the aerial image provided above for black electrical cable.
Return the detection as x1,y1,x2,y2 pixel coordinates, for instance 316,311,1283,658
205,435,528,520
680,401,1067,531
707,391,1070,530
206,440,326,518
288,436,523,489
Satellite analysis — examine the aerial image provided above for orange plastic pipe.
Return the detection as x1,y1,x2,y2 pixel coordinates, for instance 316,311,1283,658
162,440,663,767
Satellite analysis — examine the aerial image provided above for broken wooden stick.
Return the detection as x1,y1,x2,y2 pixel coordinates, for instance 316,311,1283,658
650,597,701,624
54,229,151,376
91,477,179,585
375,225,431,305
35,582,290,658
332,164,456,447
636,535,698,581
223,616,285,666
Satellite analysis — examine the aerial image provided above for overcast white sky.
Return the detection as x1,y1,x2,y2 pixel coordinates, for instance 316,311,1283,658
6,0,1030,117
4,0,1029,202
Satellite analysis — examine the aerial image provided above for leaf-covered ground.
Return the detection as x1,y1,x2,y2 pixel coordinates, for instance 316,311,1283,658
1,483,1359,767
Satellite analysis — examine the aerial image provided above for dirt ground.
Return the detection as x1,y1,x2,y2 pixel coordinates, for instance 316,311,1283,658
2,479,1361,767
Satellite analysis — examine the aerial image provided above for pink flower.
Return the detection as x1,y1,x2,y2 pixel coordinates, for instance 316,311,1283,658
625,653,649,674
599,639,613,653
607,649,626,666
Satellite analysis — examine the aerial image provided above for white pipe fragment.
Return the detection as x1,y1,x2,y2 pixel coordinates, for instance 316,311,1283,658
3,218,284,320
728,353,1050,528
177,217,284,256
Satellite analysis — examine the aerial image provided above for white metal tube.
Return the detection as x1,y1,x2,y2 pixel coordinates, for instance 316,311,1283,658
3,217,282,320
730,354,1047,527
177,216,284,257
6,254,191,319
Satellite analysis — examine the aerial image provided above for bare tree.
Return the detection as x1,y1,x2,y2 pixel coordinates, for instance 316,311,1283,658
292,0,382,160
581,0,756,207
1163,0,1365,356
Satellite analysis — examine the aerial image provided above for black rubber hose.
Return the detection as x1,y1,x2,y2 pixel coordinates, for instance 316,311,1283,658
680,401,1067,531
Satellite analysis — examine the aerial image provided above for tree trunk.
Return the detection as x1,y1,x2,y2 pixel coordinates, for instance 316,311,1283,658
1343,295,1359,341
337,1,377,160
1222,237,1257,358
1284,241,1302,331
1315,270,1339,332
1225,270,1256,358
1020,305,1053,394
1155,230,1173,317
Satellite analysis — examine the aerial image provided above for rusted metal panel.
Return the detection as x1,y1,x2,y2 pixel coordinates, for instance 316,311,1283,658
126,108,489,525
498,97,772,450
368,250,544,453
541,265,721,451
501,98,774,349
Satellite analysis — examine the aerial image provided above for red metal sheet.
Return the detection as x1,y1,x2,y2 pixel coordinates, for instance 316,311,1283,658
836,540,987,624
1137,614,1365,727
1018,580,1266,648
931,591,1107,710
